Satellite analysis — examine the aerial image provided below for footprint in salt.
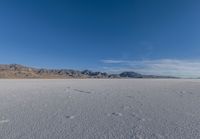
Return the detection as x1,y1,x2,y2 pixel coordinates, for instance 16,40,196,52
0,119,9,124
65,115,75,120
180,91,186,94
73,89,92,94
177,90,194,97
126,96,135,99
108,112,123,117
44,104,48,107
64,87,71,92
131,113,146,122
67,96,72,98
122,105,132,110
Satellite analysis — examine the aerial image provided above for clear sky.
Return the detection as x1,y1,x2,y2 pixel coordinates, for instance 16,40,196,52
0,0,200,77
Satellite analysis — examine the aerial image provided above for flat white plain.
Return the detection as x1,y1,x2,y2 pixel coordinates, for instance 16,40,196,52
0,79,200,139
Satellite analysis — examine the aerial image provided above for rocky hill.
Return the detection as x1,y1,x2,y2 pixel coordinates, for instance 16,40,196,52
0,64,177,79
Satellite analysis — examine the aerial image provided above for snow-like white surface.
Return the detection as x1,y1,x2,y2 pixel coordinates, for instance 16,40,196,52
0,79,200,139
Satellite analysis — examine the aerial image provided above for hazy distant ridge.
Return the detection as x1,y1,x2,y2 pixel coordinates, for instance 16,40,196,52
0,64,177,79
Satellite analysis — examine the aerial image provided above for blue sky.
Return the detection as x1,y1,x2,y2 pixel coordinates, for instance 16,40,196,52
0,0,200,77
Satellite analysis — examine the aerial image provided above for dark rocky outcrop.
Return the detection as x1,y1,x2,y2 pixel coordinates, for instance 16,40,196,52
119,72,143,78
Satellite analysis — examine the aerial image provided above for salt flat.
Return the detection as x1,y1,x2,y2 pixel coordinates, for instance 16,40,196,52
0,79,200,139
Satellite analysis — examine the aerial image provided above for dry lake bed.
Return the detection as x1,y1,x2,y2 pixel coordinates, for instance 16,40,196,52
0,79,200,139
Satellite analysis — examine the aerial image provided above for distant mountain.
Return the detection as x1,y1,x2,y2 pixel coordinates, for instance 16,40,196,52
0,64,177,79
119,72,143,78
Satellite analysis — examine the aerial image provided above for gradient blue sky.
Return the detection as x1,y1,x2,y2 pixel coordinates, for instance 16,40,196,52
0,0,200,77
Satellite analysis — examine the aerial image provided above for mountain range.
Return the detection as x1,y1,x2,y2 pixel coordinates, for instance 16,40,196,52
0,64,177,79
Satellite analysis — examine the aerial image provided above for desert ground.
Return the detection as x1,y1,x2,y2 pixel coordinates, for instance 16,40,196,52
0,79,200,139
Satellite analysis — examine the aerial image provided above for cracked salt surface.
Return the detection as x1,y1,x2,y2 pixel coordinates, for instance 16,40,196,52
0,79,200,139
